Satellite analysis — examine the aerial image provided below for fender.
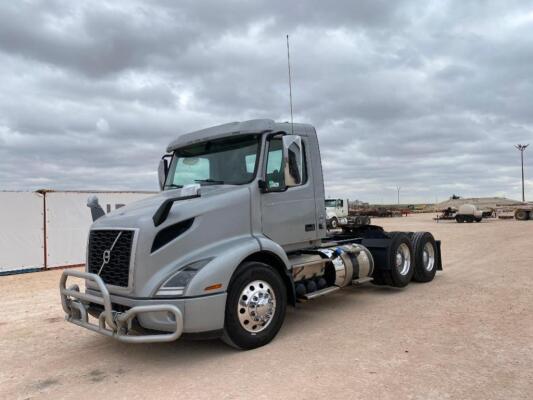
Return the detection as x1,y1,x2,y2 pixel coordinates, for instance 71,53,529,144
254,235,296,306
183,236,262,297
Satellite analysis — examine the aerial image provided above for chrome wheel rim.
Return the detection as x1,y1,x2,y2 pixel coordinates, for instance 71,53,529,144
395,243,411,276
237,280,276,333
423,242,435,271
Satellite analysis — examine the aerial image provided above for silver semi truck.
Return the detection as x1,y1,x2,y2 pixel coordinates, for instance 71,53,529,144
60,119,442,349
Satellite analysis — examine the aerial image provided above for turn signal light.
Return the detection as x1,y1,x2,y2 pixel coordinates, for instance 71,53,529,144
204,283,222,291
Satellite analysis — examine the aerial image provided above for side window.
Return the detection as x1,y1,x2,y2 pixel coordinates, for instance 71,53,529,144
266,138,284,189
266,136,308,190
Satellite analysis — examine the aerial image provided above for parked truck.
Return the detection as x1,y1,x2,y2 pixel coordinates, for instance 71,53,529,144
325,198,371,230
60,119,442,350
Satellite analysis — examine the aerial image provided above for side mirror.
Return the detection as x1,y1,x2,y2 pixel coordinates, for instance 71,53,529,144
158,158,168,190
282,135,303,187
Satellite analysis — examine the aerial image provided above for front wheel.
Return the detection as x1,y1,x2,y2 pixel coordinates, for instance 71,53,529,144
330,217,338,229
222,262,287,350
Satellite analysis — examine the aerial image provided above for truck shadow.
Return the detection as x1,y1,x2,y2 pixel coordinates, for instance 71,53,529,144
97,285,416,365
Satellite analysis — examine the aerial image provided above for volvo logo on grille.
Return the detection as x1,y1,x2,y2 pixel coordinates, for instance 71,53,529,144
102,249,111,264
97,232,122,276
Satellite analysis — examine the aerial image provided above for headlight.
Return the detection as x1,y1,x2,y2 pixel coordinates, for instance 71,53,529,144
155,258,212,297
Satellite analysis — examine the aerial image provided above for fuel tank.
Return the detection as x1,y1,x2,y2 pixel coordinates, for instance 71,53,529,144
318,244,374,287
289,243,374,295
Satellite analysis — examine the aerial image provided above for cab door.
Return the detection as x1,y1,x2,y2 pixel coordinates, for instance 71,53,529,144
260,135,318,249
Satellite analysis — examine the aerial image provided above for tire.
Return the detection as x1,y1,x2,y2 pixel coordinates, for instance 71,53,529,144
515,209,529,221
411,232,437,283
372,232,414,287
330,217,338,229
455,215,464,223
475,218,482,223
222,262,287,350
466,216,474,223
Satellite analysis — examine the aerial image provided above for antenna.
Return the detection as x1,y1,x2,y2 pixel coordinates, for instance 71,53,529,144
286,34,294,134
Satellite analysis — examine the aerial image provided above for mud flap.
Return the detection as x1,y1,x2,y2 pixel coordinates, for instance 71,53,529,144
435,240,443,271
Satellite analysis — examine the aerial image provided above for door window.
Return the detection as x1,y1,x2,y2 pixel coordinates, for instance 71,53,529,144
266,138,284,189
265,136,308,190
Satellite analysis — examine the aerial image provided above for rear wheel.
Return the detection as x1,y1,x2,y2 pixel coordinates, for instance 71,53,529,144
222,262,286,350
372,232,414,287
411,232,437,282
455,215,464,223
515,209,529,221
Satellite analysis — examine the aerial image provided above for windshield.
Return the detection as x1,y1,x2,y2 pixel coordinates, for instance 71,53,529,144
325,199,337,208
164,134,260,189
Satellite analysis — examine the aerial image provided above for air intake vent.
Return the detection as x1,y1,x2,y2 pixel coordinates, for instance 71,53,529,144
87,230,134,287
151,218,194,253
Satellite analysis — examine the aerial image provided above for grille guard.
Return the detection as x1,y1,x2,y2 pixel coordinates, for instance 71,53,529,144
59,270,183,343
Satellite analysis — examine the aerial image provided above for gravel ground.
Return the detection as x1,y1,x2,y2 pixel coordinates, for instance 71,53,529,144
1,213,532,400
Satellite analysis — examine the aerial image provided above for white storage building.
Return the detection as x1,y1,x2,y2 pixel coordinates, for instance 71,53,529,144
0,190,155,274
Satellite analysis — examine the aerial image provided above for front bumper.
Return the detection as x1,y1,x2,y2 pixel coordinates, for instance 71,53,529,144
60,270,183,343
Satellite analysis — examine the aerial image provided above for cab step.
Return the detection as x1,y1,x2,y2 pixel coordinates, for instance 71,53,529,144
352,277,373,285
302,286,340,300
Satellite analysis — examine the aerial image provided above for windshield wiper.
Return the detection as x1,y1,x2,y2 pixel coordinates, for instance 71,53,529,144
194,179,225,185
165,184,183,189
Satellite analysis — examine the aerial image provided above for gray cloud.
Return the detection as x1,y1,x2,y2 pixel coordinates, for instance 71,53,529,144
0,0,532,203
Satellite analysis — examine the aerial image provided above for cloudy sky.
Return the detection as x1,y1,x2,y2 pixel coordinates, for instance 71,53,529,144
1,0,532,203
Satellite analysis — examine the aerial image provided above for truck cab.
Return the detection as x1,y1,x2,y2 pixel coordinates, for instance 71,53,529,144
60,119,442,350
325,198,349,228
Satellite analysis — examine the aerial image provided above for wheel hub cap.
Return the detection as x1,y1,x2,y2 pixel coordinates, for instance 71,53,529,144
423,242,435,271
396,243,411,276
237,280,276,333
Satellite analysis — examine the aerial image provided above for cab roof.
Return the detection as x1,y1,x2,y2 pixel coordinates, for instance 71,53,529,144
166,119,314,152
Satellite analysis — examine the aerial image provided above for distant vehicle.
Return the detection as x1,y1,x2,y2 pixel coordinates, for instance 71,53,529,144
435,207,457,221
455,204,483,223
325,198,371,230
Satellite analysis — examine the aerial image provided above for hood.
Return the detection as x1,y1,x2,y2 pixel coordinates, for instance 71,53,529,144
325,209,336,219
91,185,244,229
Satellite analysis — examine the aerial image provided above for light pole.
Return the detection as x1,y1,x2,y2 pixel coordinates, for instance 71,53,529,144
515,144,529,202
396,186,401,205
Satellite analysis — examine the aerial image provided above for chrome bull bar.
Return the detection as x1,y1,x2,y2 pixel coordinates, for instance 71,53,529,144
59,270,183,343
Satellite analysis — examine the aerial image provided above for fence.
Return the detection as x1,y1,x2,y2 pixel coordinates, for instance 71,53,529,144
0,190,154,274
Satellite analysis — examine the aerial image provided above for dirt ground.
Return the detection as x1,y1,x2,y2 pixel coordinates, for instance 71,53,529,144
1,213,532,400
